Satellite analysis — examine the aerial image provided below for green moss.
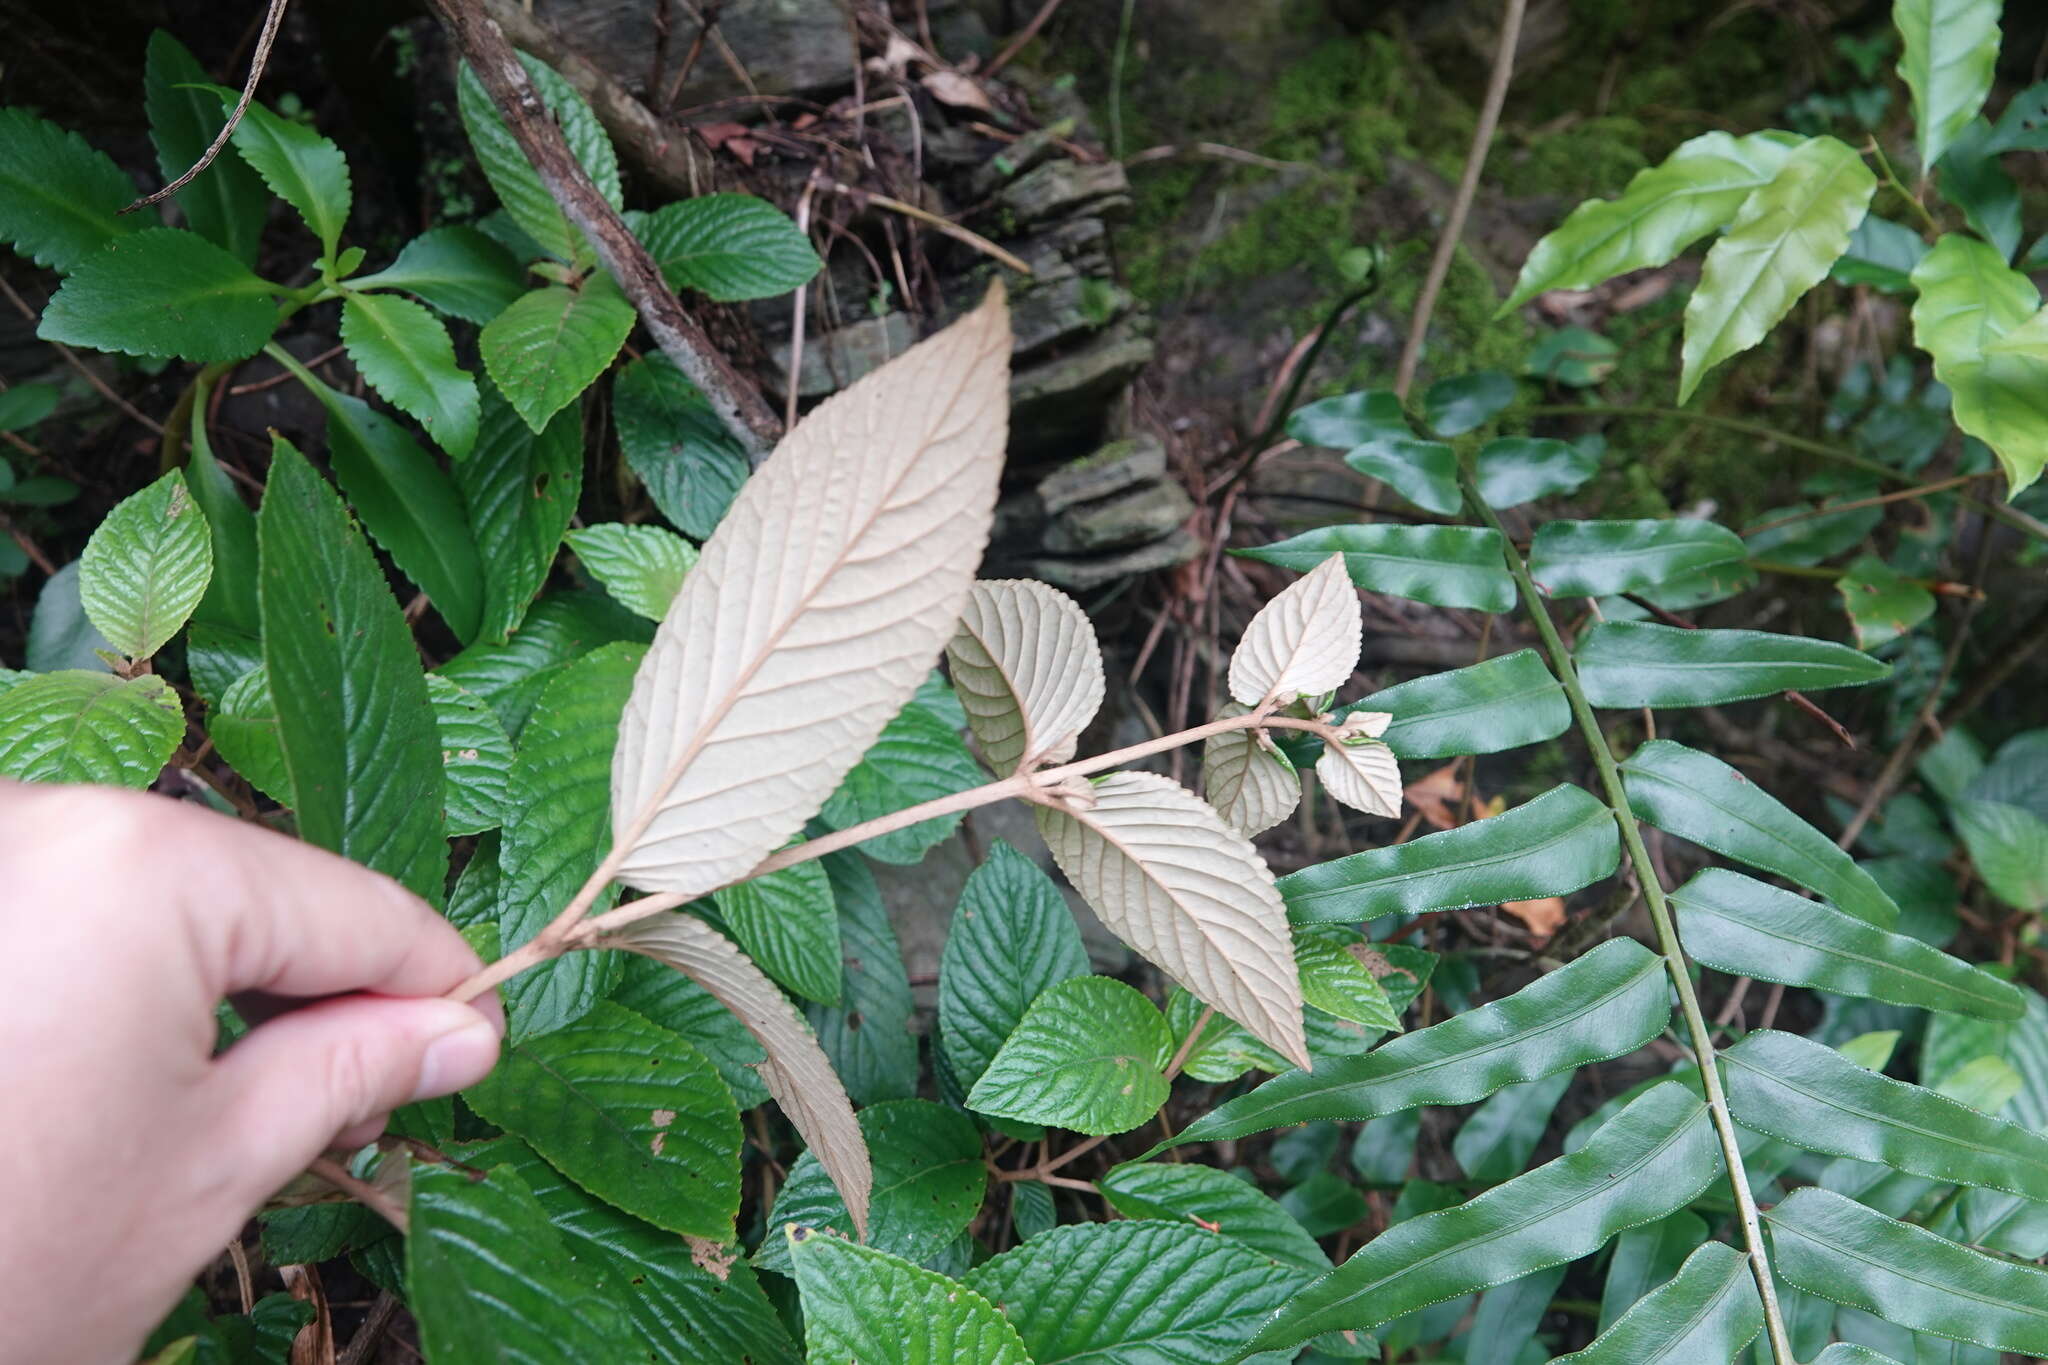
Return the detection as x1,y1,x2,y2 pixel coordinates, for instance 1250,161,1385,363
1364,244,1530,393
1493,117,1651,200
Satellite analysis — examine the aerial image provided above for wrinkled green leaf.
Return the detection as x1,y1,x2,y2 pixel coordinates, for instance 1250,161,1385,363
425,675,513,835
1296,926,1403,1030
39,228,276,362
436,591,650,738
340,292,479,458
966,976,1173,1136
638,194,821,302
1528,519,1747,599
0,671,181,788
566,522,698,621
810,850,918,1104
1238,525,1515,612
451,381,583,644
1098,1162,1330,1274
713,860,842,1006
481,277,636,433
818,689,983,864
457,56,619,266
1576,621,1888,708
614,354,751,540
0,106,145,271
787,1229,1031,1365
79,469,212,661
351,225,527,324
610,949,769,1109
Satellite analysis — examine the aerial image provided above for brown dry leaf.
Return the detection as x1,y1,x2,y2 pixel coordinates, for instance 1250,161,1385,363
922,70,995,112
695,121,761,166
947,578,1104,773
1227,554,1362,709
1404,761,1466,830
609,285,1010,903
1502,896,1567,943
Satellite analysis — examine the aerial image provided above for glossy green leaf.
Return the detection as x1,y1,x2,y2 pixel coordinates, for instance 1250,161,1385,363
79,469,212,660
1623,739,1899,926
1453,1071,1572,1183
464,1000,741,1238
713,860,842,1005
1576,621,1888,708
1502,130,1801,311
1168,938,1668,1147
435,591,650,738
38,228,277,362
1831,214,1929,292
143,32,265,266
566,522,698,622
1966,729,2048,820
26,562,113,672
787,1228,1031,1365
1766,1186,2048,1355
1238,525,1516,612
1810,1348,1904,1365
1342,649,1570,760
497,642,644,1040
938,839,1092,1093
0,671,181,788
1296,926,1403,1030
183,409,260,638
0,106,145,271
1234,1083,1719,1357
340,292,479,458
1935,119,2021,262
481,277,636,433
258,440,445,904
1345,437,1463,516
756,1100,986,1276
1422,371,1515,435
614,354,750,540
1838,555,1936,648
1672,870,2016,1016
1524,325,1620,385
1098,1162,1330,1273
450,382,582,643
1680,136,1874,401
0,383,57,435
964,1220,1302,1365
966,976,1173,1136
809,851,918,1104
407,1160,639,1363
1895,0,2001,171
1287,390,1412,450
456,56,620,266
351,226,527,324
222,96,351,257
1908,234,2048,495
1473,437,1600,509
1952,799,2048,911
1556,1242,1761,1364
638,194,821,302
425,675,513,836
818,689,983,864
1527,519,1746,599
1279,783,1620,923
1597,1211,1709,1330
1461,1266,1567,1365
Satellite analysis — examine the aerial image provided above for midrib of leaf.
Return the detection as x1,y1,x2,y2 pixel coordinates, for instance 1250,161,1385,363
1691,152,1865,361
1623,653,1872,677
1770,1203,2048,1325
1692,902,2005,1010
1389,676,1558,727
1639,1272,1751,1363
1626,767,1805,870
1553,536,1729,566
515,1041,644,1149
1289,788,1604,905
954,611,1036,761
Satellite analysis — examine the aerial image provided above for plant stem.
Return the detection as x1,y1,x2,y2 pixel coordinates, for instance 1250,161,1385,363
1460,468,1795,1364
1866,139,1941,238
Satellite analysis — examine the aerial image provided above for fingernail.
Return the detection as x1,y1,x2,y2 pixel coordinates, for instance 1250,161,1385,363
413,1008,503,1102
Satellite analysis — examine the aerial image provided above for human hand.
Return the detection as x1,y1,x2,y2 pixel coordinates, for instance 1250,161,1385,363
0,781,502,1365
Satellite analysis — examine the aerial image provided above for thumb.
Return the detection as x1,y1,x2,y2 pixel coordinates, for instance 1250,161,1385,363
206,994,502,1200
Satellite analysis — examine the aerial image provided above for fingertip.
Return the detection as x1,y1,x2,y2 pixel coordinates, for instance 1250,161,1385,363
409,1003,503,1103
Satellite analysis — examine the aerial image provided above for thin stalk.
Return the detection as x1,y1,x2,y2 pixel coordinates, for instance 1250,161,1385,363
1460,468,1795,1364
1866,138,1941,237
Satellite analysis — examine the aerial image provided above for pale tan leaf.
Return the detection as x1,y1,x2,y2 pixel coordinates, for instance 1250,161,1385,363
1034,771,1309,1068
1200,705,1301,836
1316,738,1402,818
613,913,873,1236
1228,554,1362,708
945,578,1104,773
610,285,1011,899
921,70,995,112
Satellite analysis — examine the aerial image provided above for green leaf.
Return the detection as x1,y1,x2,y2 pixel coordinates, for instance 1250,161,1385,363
79,468,212,660
939,840,1092,1094
480,278,636,433
1463,1266,1567,1365
184,411,261,638
435,591,650,738
963,1220,1303,1365
1672,869,2014,1016
1831,215,1930,292
965,976,1174,1136
611,951,770,1109
219,95,351,258
340,292,479,458
1421,371,1515,436
38,228,277,362
451,382,582,643
757,1100,986,1276
638,194,822,302
787,1228,1031,1365
1524,326,1620,385
1501,131,1800,312
1527,519,1747,599
457,56,619,267
1952,798,2048,911
1287,389,1412,450
1472,437,1600,508
1279,783,1620,923
566,522,698,621
1622,739,1899,926
496,642,643,1040
1837,554,1936,648
1908,234,2048,495
407,1160,639,1363
713,861,842,1005
1239,525,1515,612
1596,1211,1709,1330
0,670,181,788
1895,0,2001,172
1810,1348,1904,1365
1452,1072,1572,1183
0,382,58,435
1554,1242,1762,1364
463,1000,742,1239
1935,119,2021,261
1765,1186,2048,1355
0,107,145,272
1168,939,1668,1148
809,851,919,1104
1297,926,1403,1030
464,1136,799,1365
614,354,750,539
425,675,513,835
1098,1162,1330,1274
1234,1083,1719,1358
1342,649,1570,760
144,32,265,266
26,562,113,672
1575,621,1888,708
1679,136,1875,402
258,440,445,905
819,692,984,864
351,226,528,323
1345,437,1463,517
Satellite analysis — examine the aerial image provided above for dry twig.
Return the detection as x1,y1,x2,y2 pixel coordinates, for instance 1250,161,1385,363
125,0,291,214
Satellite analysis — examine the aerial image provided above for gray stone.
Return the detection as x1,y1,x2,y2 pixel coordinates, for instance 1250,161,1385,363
998,159,1131,227
967,120,1077,200
1038,435,1168,513
1027,528,1203,591
1010,318,1157,455
532,0,853,106
1045,479,1195,554
770,312,915,398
